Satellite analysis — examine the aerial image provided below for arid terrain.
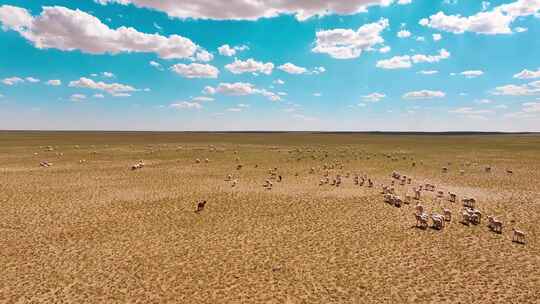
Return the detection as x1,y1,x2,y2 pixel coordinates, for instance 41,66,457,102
1,131,539,303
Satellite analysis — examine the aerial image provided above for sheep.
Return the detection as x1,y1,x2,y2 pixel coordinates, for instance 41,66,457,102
195,158,201,164
205,158,210,163
415,204,424,215
461,211,471,225
485,166,492,173
407,177,412,184
443,208,452,222
415,213,429,229
414,189,421,200
195,200,207,213
225,174,232,181
431,214,445,230
236,164,243,170
460,170,465,175
462,198,476,209
512,228,526,244
506,169,513,175
40,161,52,168
448,192,457,203
442,167,448,173
367,179,373,188
319,179,325,186
231,179,238,187
487,216,503,234
437,191,444,198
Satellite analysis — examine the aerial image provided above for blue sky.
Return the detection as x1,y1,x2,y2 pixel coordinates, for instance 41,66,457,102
0,0,539,131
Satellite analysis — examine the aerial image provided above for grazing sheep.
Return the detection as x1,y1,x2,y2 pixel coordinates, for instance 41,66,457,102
443,208,452,222
231,179,238,187
367,179,373,188
195,158,201,164
431,214,445,230
437,191,444,198
414,189,421,200
225,174,232,181
205,158,210,163
442,167,448,173
40,161,52,168
512,228,526,244
415,213,429,229
407,177,412,184
485,166,492,173
461,211,471,225
506,169,513,175
415,204,424,215
236,164,243,170
195,200,207,213
460,170,465,175
448,192,457,203
487,216,503,234
462,198,476,209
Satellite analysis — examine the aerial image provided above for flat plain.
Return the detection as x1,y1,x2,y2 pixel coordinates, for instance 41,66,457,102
1,131,539,303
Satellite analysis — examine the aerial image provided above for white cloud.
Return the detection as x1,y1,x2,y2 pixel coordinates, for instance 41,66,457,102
411,49,450,63
514,26,528,32
170,101,202,109
170,63,219,78
482,1,491,11
379,46,391,53
415,36,425,42
492,81,540,96
418,70,438,75
397,30,411,38
203,82,281,101
225,58,274,75
68,77,137,95
70,94,86,101
419,0,540,35
403,90,445,99
362,92,385,102
278,63,308,74
218,44,248,56
376,49,450,69
432,33,442,41
2,77,24,85
273,79,285,85
0,5,202,59
149,61,163,70
460,70,484,78
376,55,411,69
192,96,214,102
312,66,326,74
522,102,540,113
93,93,105,98
95,0,408,21
513,68,540,79
195,50,214,62
25,77,40,83
46,79,62,86
102,72,114,78
312,18,389,59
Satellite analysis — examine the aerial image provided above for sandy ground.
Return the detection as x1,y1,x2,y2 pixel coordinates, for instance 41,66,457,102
1,132,539,303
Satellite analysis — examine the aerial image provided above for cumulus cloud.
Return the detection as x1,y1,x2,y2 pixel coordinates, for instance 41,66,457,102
192,96,214,102
376,49,450,69
273,79,285,85
218,44,248,56
46,79,62,86
225,58,274,75
418,70,438,75
362,92,386,102
25,77,40,83
70,94,86,101
312,18,389,59
492,80,540,96
419,0,540,35
397,30,411,38
432,33,442,41
0,5,203,60
278,63,308,74
170,101,202,109
2,77,24,85
379,46,391,53
461,70,484,78
203,82,281,101
68,77,137,95
170,63,219,78
102,72,114,78
195,50,214,62
402,90,445,99
513,68,540,79
95,0,408,21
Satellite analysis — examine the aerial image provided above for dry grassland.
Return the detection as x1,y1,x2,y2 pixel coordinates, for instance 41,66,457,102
1,131,539,303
